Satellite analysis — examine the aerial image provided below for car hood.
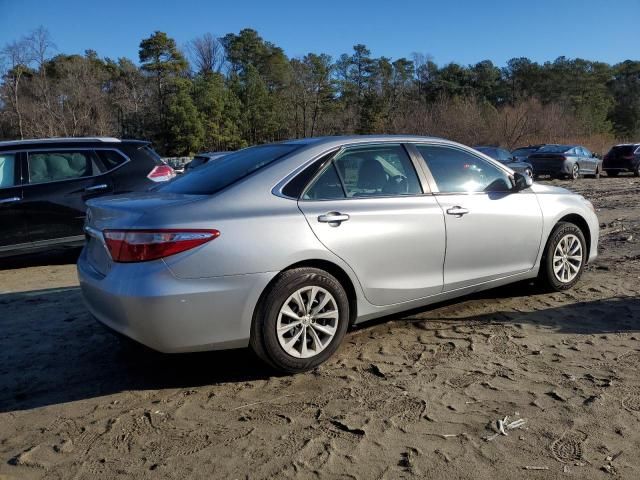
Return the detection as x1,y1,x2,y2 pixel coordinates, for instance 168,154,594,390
530,183,573,195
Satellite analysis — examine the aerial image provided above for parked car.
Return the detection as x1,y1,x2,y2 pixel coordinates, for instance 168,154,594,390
165,158,186,174
78,136,599,373
473,146,533,177
511,145,544,162
528,144,602,180
603,144,640,177
0,137,174,258
185,151,233,172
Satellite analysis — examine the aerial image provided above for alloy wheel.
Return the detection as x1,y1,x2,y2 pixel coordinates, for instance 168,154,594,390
276,286,339,358
552,234,583,283
571,164,579,180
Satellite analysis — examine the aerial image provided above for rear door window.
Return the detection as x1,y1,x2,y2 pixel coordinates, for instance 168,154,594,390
27,151,99,184
333,144,422,197
0,154,17,188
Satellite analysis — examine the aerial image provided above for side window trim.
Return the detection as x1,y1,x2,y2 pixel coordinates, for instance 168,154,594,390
273,147,341,200
412,142,516,195
20,147,131,187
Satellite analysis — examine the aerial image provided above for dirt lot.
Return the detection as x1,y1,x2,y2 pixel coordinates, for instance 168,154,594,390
1,176,639,480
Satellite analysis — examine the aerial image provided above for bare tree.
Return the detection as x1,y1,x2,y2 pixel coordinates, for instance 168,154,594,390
0,39,33,139
188,33,224,75
25,26,56,136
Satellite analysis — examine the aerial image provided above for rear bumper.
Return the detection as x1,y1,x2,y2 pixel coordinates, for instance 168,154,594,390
530,161,573,176
603,160,638,172
77,248,277,352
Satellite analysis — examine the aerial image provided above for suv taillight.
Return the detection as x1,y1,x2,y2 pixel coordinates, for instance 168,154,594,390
147,165,176,182
103,229,220,262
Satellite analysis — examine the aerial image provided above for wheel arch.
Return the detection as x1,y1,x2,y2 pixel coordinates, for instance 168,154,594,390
253,259,359,328
553,213,592,258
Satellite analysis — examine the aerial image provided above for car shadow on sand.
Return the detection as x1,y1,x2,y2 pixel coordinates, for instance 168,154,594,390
0,284,638,413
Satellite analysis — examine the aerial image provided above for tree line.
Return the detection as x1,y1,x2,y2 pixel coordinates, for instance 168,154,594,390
1,27,639,155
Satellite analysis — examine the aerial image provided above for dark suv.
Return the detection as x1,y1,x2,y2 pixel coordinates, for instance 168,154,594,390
0,137,174,257
603,144,640,177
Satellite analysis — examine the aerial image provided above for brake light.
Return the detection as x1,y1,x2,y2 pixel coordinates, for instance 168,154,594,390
147,165,176,182
622,155,634,160
103,229,220,262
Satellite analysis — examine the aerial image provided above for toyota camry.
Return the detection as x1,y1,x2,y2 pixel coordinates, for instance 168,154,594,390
78,136,599,373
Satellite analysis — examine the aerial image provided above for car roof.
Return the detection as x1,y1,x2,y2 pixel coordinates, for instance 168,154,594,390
0,137,150,151
280,135,444,147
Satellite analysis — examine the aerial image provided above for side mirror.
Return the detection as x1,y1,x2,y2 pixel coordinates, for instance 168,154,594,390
513,172,533,191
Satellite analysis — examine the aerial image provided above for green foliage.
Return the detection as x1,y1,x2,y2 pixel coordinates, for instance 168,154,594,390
3,27,640,154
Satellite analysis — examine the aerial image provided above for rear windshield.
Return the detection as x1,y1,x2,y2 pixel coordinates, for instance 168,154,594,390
537,145,572,153
159,144,300,195
512,147,537,156
609,145,637,155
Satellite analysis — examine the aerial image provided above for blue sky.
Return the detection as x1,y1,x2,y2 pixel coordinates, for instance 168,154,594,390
1,0,638,67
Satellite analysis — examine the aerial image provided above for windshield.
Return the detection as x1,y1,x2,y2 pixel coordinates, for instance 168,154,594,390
474,147,498,159
537,145,572,153
159,144,301,195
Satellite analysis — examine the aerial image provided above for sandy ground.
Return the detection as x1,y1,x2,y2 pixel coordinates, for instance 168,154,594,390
0,176,639,479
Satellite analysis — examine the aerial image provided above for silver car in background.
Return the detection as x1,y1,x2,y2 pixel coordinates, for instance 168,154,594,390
78,136,599,372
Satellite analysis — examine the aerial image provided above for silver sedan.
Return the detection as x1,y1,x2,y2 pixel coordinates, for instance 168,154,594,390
78,136,599,372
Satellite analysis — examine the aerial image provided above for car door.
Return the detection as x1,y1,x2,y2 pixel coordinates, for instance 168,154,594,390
581,146,597,172
414,143,544,292
297,143,446,306
22,149,115,243
0,151,29,250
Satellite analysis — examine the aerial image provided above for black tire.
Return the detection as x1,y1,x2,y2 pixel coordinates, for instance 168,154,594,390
250,267,349,373
538,222,587,292
606,170,619,177
634,166,640,178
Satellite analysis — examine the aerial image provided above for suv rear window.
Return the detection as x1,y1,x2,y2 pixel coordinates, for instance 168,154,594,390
610,145,636,156
160,144,301,195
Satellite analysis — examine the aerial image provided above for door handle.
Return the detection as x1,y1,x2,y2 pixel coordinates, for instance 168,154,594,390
0,196,20,204
318,212,350,226
84,183,108,192
446,206,469,217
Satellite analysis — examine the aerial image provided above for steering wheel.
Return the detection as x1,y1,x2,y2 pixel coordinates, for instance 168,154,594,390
388,174,408,193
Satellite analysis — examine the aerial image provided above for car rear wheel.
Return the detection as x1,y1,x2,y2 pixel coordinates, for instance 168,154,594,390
569,163,580,180
634,166,640,178
538,222,586,291
250,267,349,373
606,170,619,177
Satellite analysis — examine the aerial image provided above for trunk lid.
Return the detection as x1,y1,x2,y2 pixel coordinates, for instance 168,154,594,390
84,192,206,275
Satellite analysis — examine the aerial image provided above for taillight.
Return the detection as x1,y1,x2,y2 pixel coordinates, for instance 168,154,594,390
147,165,176,182
622,155,634,160
103,229,220,262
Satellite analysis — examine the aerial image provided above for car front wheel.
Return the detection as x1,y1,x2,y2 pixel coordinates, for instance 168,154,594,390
250,267,349,373
539,222,587,291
